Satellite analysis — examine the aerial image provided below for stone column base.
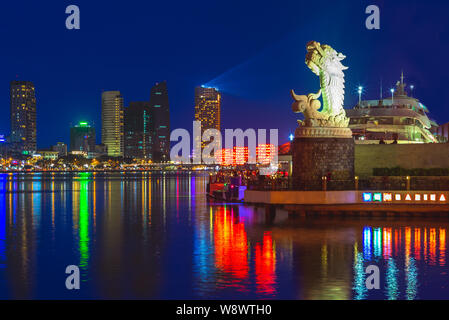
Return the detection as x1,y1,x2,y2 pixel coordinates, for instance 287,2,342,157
292,132,355,190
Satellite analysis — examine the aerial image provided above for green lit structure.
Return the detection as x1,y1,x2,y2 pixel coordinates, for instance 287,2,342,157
70,121,96,153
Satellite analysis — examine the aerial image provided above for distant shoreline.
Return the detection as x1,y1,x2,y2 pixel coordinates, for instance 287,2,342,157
0,169,214,174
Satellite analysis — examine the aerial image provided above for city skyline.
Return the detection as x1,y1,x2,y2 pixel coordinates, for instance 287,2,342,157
0,69,443,154
1,79,172,161
2,0,449,304
1,1,449,150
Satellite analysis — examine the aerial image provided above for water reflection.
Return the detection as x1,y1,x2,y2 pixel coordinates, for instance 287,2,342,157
0,174,6,284
255,232,276,295
214,207,249,283
353,251,367,300
0,172,448,299
385,258,399,300
360,224,449,299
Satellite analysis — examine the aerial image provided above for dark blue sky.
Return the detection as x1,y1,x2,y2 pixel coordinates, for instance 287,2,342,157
0,0,448,148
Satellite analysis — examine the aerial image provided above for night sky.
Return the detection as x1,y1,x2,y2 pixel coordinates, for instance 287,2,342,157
0,0,448,148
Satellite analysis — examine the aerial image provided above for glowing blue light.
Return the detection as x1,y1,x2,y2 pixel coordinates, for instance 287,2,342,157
363,227,372,260
363,193,372,202
200,85,219,91
289,134,294,141
353,252,367,300
386,258,399,300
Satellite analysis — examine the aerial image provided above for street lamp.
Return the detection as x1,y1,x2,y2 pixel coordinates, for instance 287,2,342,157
358,86,363,106
289,134,294,141
410,85,414,97
390,88,395,104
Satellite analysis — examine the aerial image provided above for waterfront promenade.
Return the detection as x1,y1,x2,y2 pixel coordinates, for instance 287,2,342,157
244,190,449,214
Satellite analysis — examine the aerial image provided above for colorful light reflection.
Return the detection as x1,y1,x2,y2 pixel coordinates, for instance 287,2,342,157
214,207,249,280
255,232,276,295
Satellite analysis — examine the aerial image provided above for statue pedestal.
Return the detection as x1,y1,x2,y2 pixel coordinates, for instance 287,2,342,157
292,127,354,190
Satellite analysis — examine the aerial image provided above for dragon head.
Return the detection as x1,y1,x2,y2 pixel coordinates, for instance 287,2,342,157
305,41,348,77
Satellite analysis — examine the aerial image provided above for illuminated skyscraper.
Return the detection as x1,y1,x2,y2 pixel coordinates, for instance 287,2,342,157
101,91,124,157
194,86,221,148
70,121,96,152
124,101,153,159
150,81,170,162
10,81,37,154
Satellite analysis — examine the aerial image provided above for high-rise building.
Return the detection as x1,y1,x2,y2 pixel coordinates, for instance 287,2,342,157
101,91,124,157
150,81,170,162
10,81,37,154
194,86,221,149
70,121,96,152
124,101,153,159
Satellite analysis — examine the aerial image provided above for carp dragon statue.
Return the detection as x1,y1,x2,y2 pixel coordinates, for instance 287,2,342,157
291,41,350,132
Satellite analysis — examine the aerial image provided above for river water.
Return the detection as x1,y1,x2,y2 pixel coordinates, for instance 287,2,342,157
0,172,448,299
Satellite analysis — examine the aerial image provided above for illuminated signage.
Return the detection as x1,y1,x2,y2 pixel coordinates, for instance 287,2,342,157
363,193,372,202
361,192,448,205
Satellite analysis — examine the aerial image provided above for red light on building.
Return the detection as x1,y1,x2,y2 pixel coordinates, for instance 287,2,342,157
214,149,224,165
278,142,291,155
233,146,248,165
215,148,234,166
257,144,275,165
214,144,276,166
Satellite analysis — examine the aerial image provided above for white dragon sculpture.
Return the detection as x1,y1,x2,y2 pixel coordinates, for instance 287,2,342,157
291,41,350,128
